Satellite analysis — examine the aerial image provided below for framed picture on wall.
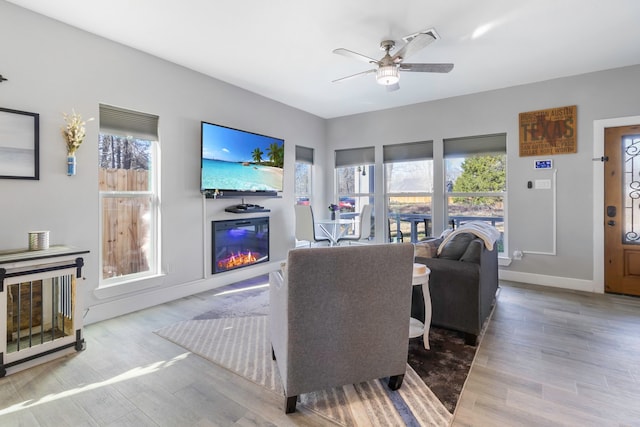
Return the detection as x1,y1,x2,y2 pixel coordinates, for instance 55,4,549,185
518,105,577,157
0,107,39,180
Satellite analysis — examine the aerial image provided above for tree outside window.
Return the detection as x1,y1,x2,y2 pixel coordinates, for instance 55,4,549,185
447,153,506,252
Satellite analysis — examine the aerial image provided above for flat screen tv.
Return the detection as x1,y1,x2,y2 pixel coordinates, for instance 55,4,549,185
200,121,284,197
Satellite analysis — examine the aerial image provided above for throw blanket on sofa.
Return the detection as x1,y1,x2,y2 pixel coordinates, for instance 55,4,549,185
437,221,501,254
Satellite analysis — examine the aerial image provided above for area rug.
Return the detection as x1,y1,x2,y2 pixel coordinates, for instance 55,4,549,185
156,315,452,426
408,328,475,413
154,275,481,424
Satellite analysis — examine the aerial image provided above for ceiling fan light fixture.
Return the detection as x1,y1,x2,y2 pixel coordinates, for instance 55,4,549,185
376,65,399,85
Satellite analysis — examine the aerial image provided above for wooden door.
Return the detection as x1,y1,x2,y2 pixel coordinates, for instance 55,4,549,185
604,125,640,296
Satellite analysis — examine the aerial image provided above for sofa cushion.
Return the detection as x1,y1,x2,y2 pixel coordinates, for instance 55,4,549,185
414,238,442,259
459,239,482,264
438,232,475,260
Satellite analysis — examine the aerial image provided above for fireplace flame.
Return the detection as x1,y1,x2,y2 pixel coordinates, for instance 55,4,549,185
218,251,259,271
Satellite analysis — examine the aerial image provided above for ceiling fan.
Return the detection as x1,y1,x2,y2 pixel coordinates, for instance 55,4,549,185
332,29,453,91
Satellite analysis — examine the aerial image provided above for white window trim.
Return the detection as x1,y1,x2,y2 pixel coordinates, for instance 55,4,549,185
294,161,312,202
98,138,161,289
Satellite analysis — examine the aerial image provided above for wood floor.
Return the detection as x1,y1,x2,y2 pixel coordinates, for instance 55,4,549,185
1,280,639,426
454,282,640,426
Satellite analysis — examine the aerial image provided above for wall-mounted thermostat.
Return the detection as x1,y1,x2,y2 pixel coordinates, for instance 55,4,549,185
534,159,553,169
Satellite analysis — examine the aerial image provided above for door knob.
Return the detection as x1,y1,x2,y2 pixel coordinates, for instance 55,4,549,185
607,220,616,226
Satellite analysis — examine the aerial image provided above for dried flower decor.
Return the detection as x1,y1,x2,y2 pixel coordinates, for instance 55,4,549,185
62,109,93,155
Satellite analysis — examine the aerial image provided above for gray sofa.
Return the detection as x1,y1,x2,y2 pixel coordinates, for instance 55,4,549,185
413,232,499,345
269,243,415,413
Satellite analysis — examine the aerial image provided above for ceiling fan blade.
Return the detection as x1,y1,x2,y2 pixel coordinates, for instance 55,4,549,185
400,63,454,73
386,82,400,92
333,48,379,64
332,68,376,83
391,32,436,63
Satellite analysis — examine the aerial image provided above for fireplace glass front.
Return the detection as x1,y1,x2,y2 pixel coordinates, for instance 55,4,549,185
212,217,269,274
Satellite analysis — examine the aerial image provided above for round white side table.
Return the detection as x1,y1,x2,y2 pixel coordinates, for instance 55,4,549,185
409,263,431,349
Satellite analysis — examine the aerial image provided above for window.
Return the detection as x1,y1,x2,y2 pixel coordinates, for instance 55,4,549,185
294,145,313,205
335,147,375,239
99,105,160,285
444,134,506,253
384,141,434,243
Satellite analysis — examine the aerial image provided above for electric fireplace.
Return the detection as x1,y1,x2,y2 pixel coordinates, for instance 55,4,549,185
212,217,269,274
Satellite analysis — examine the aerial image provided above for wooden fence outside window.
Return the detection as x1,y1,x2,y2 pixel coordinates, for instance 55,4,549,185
99,168,151,279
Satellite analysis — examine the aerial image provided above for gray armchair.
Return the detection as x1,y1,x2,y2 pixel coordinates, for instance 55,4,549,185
269,243,415,413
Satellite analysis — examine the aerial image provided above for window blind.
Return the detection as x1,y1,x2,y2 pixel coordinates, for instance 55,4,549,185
383,141,433,163
99,104,159,141
295,145,314,164
443,133,506,157
335,146,375,167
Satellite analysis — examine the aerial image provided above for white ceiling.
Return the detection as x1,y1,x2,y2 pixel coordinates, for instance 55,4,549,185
7,0,640,119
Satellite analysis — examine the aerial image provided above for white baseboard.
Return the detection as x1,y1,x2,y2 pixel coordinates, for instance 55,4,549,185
499,269,603,293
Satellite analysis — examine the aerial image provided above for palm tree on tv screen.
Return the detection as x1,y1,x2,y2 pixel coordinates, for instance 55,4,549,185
252,147,264,164
267,142,284,168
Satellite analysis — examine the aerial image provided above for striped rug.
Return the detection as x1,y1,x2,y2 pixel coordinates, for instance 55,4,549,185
155,315,452,426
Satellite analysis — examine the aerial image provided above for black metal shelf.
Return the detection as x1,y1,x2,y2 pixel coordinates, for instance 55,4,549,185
224,207,271,214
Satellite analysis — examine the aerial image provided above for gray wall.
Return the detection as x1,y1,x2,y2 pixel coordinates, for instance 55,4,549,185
2,1,638,323
326,65,640,288
0,1,325,323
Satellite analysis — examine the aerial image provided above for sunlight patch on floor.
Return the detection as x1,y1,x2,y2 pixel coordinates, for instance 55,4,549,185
0,352,191,416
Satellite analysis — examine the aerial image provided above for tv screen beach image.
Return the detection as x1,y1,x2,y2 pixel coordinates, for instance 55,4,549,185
201,123,284,192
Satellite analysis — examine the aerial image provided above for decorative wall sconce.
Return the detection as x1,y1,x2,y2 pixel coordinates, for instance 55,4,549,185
62,109,93,176
67,154,76,176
